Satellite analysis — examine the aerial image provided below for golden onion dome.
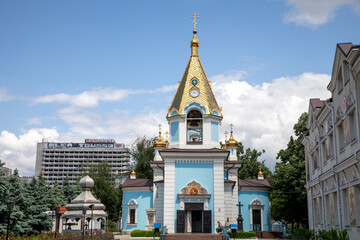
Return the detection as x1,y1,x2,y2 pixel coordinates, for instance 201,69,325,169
154,136,167,148
153,124,167,148
191,30,199,47
130,170,136,177
225,124,239,147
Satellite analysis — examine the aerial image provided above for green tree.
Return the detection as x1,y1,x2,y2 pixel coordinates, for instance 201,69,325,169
130,136,156,179
237,142,271,179
88,161,119,221
270,112,308,228
48,182,67,209
25,176,52,234
63,176,82,203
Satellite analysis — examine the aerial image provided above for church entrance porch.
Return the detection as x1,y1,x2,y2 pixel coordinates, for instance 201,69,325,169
177,203,212,233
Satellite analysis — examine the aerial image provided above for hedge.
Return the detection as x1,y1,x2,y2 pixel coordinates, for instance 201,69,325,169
227,231,257,238
130,230,160,237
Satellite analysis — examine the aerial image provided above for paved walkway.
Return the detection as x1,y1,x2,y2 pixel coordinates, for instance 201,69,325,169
113,233,131,239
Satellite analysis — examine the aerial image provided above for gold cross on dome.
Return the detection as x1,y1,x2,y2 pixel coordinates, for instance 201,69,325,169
158,124,162,136
191,13,200,31
224,131,228,141
230,123,234,132
165,131,169,141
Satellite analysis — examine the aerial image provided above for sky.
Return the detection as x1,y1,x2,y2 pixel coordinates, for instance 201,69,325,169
1,0,360,176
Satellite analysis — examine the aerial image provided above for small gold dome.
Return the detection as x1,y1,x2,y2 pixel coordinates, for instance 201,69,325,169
154,136,167,148
130,170,136,177
191,30,199,47
225,124,239,147
153,123,167,148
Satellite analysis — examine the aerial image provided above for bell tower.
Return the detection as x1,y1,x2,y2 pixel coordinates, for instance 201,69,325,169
167,14,222,149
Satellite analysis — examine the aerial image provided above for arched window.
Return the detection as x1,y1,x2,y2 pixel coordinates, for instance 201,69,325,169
187,110,203,144
127,199,138,225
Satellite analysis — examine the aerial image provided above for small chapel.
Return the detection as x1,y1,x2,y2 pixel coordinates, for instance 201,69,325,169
121,15,271,234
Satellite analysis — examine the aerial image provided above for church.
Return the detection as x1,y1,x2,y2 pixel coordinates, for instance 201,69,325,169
121,16,271,234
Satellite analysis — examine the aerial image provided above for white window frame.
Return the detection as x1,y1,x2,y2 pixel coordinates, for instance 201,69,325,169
127,199,138,225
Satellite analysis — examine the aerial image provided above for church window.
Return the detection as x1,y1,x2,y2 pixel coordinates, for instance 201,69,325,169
130,209,136,224
171,121,179,142
187,110,203,144
211,121,219,142
127,199,138,225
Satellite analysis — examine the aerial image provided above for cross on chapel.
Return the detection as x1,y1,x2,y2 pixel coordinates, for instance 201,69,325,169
191,13,199,30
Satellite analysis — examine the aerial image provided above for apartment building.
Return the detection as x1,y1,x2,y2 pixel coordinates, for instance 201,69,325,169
303,43,360,239
35,139,130,187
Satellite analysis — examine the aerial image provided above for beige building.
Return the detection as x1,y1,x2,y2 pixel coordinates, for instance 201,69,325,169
303,43,360,239
35,139,130,187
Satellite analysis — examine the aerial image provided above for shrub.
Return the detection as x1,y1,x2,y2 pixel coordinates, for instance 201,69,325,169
130,230,160,237
289,228,349,240
227,231,257,238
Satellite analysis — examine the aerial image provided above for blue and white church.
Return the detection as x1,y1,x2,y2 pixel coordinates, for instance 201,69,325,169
122,19,271,234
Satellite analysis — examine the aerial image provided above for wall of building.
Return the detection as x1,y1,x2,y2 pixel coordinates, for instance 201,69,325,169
122,190,153,231
174,161,214,233
238,190,270,232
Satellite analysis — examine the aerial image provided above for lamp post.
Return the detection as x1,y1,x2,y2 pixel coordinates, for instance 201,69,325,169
82,209,86,240
54,207,60,238
6,201,15,240
89,204,94,235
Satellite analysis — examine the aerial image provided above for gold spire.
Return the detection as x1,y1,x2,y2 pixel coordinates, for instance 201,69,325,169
153,123,167,148
258,165,264,177
190,13,199,55
190,13,199,31
167,14,222,118
226,123,239,147
130,170,136,179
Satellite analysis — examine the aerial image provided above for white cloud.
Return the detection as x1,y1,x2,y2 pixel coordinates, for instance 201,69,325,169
283,0,360,28
211,71,331,168
0,128,60,176
33,86,177,108
27,117,43,125
0,88,15,101
1,72,331,175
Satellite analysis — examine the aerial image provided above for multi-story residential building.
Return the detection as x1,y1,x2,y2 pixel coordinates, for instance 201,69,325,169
35,139,130,187
303,43,360,239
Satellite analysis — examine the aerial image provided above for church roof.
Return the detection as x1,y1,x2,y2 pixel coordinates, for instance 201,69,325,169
122,178,153,188
167,29,221,117
238,179,271,188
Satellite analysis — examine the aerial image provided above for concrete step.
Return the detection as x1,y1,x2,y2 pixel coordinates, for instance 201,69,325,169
166,233,222,240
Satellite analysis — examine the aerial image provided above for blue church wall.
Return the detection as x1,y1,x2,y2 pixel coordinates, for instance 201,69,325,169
171,121,179,142
174,161,214,233
211,121,219,142
122,190,153,231
238,191,270,232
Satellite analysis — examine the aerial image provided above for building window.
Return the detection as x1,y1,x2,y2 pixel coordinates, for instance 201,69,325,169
312,150,318,170
127,199,138,225
344,62,350,84
348,187,356,226
337,68,343,94
187,110,203,144
338,124,344,150
315,197,322,225
326,193,338,226
323,135,334,162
